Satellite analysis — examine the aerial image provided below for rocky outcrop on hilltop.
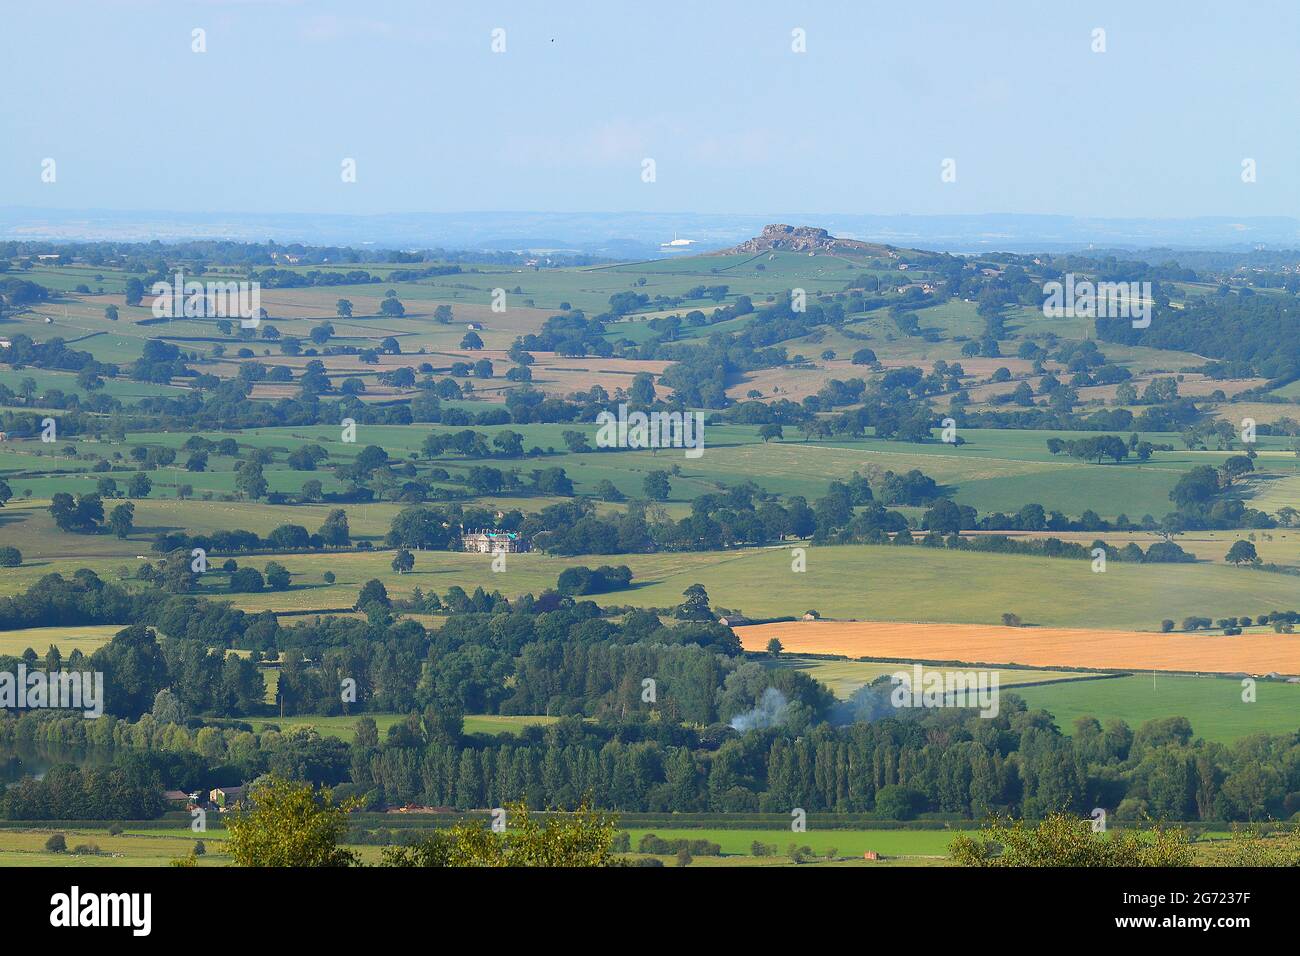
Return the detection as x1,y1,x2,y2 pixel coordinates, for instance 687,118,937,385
718,223,891,256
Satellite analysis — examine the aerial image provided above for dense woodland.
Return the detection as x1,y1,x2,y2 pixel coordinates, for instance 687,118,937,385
2,573,1300,823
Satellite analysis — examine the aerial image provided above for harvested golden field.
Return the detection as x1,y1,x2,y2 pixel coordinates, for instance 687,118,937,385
1074,373,1266,405
480,351,669,399
726,357,1042,403
966,371,1265,406
957,529,1300,567
231,349,668,402
737,620,1300,676
1212,400,1300,426
725,361,868,402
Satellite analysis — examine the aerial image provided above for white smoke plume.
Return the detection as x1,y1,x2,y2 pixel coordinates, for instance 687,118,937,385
729,687,789,732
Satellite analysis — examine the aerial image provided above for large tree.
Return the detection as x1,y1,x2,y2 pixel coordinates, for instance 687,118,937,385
643,470,671,501
381,802,615,868
676,583,712,621
108,502,134,539
1225,540,1259,566
226,777,358,867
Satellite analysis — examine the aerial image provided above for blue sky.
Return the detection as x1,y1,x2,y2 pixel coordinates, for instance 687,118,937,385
2,0,1297,218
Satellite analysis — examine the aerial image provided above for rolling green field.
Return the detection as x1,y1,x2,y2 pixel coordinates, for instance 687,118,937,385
0,366,190,402
0,809,1259,869
246,713,559,741
0,822,1251,867
0,625,120,657
0,822,941,866
0,828,228,867
767,656,1099,698
186,543,1300,630
622,827,956,858
1,540,1295,632
1014,674,1300,744
770,656,1300,743
2,395,1296,635
3,417,1297,527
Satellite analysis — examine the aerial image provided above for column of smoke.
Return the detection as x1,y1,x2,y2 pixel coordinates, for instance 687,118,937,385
729,687,789,731
829,678,899,726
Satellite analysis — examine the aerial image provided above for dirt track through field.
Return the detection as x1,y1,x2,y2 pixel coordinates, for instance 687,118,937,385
736,621,1300,675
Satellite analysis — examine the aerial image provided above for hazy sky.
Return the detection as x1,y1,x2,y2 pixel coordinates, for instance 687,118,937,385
3,0,1298,219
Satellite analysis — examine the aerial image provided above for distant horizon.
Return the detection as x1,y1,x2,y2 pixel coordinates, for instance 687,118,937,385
4,206,1300,257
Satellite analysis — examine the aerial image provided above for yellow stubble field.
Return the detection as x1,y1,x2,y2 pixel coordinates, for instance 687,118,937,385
737,620,1300,675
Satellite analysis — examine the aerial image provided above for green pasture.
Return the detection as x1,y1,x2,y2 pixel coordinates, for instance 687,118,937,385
4,415,1298,527
3,542,1290,633
768,656,1098,699
246,713,559,741
0,625,121,657
1014,673,1300,744
0,828,227,867
0,366,189,403
621,826,955,858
